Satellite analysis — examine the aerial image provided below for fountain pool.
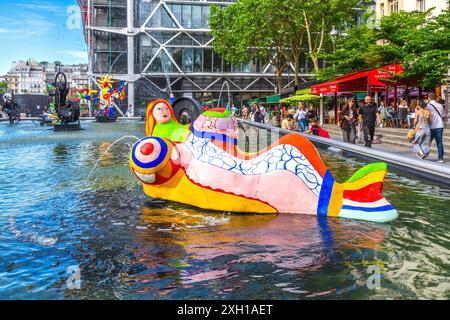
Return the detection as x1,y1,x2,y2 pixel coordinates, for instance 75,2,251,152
0,121,449,299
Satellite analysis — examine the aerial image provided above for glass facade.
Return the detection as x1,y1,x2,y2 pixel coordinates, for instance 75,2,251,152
84,0,314,111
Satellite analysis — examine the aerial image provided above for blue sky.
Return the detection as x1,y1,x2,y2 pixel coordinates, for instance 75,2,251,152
0,0,87,75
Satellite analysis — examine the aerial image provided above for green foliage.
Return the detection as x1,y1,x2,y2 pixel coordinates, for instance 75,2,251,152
209,0,360,88
318,24,381,81
209,0,289,92
0,81,7,94
321,8,450,87
402,9,450,87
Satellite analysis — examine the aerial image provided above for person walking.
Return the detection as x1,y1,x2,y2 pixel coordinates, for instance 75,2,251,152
294,105,308,133
412,101,432,159
377,101,388,127
358,96,382,148
339,99,357,144
426,93,445,163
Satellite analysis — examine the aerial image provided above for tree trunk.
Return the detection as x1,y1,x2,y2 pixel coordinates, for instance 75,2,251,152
310,54,320,72
276,69,283,93
293,59,300,85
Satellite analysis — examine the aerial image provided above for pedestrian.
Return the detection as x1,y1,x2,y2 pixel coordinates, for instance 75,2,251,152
412,100,432,159
252,104,260,122
281,114,294,130
306,103,317,129
294,105,308,133
425,93,445,163
242,105,249,120
398,99,409,128
378,101,388,127
270,110,281,127
407,99,418,128
358,96,382,148
281,106,289,119
339,99,357,144
259,104,267,123
230,104,238,117
385,101,395,127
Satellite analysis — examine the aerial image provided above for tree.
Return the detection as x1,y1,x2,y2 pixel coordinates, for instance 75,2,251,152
0,81,7,94
401,9,450,87
301,0,361,72
279,0,306,85
54,61,62,72
317,23,382,81
209,0,288,92
319,8,450,88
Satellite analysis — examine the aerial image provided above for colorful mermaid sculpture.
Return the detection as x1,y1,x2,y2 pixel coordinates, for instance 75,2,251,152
130,100,398,223
145,99,190,142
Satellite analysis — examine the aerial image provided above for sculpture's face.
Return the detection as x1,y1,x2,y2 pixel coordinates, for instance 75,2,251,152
152,102,171,124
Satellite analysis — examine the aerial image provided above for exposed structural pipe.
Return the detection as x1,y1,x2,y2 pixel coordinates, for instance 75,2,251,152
237,119,450,185
127,0,135,117
87,0,92,116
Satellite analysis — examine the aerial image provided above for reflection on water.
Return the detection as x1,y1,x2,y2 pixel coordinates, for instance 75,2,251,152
0,121,449,299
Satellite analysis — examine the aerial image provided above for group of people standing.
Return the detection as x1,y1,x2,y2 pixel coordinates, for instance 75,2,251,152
410,93,445,162
339,94,445,163
339,96,382,147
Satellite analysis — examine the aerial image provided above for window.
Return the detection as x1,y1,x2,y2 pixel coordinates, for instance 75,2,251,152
162,5,173,28
193,48,202,72
390,0,399,14
192,6,202,28
183,48,193,72
182,5,191,28
172,4,182,26
213,51,222,72
380,3,385,17
172,48,183,70
417,0,426,12
202,6,210,28
203,49,212,72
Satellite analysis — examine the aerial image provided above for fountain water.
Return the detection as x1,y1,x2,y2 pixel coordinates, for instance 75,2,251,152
86,134,141,181
216,81,231,109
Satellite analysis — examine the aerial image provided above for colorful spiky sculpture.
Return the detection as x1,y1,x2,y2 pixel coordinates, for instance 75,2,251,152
77,75,127,114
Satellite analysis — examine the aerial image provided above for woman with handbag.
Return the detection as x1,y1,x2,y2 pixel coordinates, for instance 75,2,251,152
339,99,357,144
411,101,432,159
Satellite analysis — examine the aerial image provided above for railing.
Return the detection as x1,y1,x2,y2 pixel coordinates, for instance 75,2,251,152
236,118,450,185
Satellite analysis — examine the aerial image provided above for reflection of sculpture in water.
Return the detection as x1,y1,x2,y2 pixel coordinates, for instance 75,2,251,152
128,204,387,296
130,100,398,223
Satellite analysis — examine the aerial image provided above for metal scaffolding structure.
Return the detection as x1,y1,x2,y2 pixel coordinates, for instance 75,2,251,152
78,0,316,115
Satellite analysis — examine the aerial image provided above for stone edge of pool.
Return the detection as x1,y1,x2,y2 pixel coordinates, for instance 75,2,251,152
237,119,450,187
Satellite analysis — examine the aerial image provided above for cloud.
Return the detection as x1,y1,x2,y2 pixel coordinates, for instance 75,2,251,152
14,2,67,16
0,14,54,37
0,28,18,33
57,50,88,60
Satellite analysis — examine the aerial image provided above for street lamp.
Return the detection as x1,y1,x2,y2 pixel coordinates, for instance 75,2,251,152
329,26,340,125
330,26,340,53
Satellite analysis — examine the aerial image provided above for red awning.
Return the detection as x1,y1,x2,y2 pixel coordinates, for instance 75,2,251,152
311,64,403,94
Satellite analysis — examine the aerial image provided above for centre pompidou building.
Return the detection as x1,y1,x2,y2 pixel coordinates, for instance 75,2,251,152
78,0,315,115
